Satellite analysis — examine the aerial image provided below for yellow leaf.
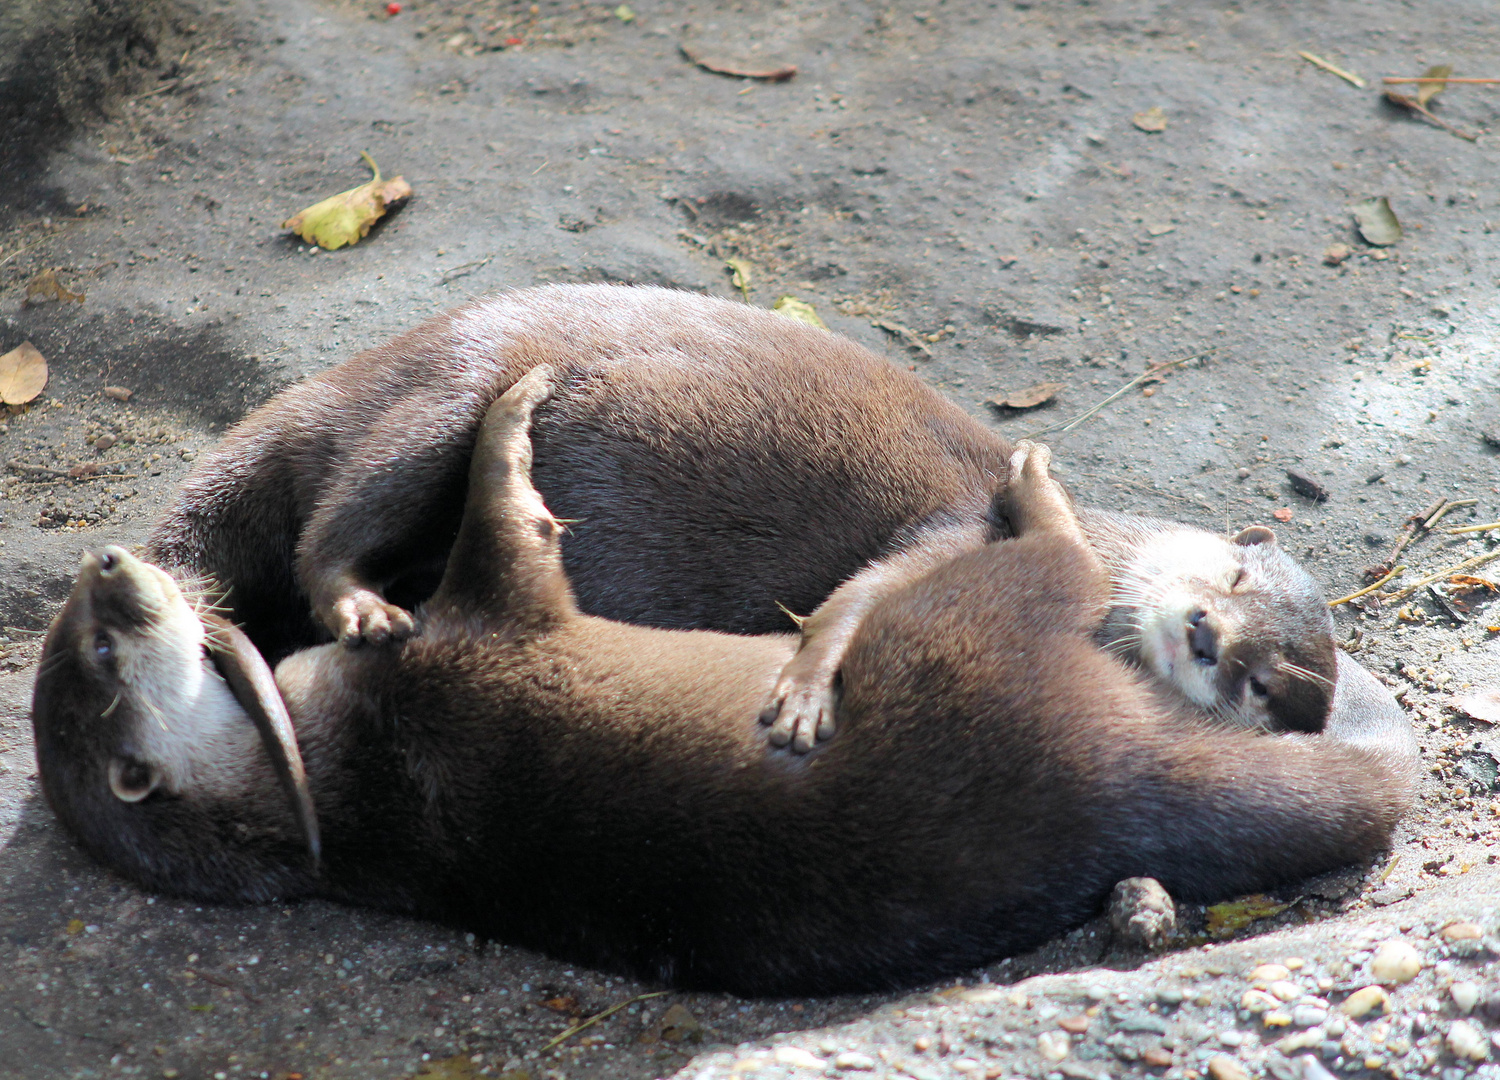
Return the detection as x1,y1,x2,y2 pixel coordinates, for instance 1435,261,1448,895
65,919,85,935
1206,894,1290,937
0,341,49,404
1416,64,1452,107
24,268,85,306
772,295,826,328
1132,106,1168,132
282,151,413,251
614,4,635,21
726,258,752,298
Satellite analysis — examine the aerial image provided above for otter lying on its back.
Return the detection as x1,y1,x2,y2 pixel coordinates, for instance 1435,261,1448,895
34,371,1413,995
147,284,1347,745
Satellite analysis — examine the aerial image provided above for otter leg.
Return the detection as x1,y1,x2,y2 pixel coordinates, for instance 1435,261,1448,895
761,518,991,753
1002,441,1096,561
429,366,578,629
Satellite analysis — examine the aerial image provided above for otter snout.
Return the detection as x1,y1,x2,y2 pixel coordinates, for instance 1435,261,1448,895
1187,610,1218,666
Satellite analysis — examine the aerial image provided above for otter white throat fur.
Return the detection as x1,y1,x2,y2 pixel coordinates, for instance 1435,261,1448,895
145,284,1346,750
34,373,1414,995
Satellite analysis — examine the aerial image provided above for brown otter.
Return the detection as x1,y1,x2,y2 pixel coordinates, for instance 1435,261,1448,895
32,373,1414,995
147,284,1343,748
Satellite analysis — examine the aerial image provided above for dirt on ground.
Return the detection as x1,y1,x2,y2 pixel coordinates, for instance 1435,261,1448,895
1,1,1498,1079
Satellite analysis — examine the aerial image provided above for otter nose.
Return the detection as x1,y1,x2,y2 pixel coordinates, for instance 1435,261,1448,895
1188,610,1218,665
96,546,127,575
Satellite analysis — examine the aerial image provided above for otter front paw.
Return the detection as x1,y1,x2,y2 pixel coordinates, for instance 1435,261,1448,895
759,667,839,754
326,589,416,647
1003,440,1077,538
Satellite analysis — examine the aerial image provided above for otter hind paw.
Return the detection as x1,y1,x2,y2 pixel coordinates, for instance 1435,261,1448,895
759,675,839,754
332,589,416,647
1004,440,1078,538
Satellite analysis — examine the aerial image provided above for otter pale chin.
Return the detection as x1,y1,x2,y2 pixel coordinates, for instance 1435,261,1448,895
31,546,320,902
1083,512,1337,734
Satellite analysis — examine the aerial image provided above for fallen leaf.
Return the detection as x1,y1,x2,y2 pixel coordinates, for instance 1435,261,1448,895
871,319,933,357
283,151,412,251
0,342,49,404
772,295,826,329
1146,223,1176,237
65,919,85,935
414,1055,482,1079
1350,197,1402,246
655,1003,704,1044
1273,507,1294,523
103,386,133,401
680,44,796,82
1416,63,1453,107
988,382,1065,410
1132,106,1167,132
1452,689,1500,725
542,995,581,1015
1206,895,1291,937
24,268,85,306
726,258,752,299
613,3,635,20
1285,468,1329,502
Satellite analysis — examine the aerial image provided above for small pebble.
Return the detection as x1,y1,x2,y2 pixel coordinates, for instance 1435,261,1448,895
1036,1031,1070,1062
1249,964,1291,984
833,1052,876,1071
949,1059,980,1074
103,386,133,401
93,433,117,451
1370,940,1422,984
1451,982,1480,1014
1292,1005,1328,1028
958,987,1003,1004
1156,988,1185,1006
1218,1030,1244,1047
1109,877,1176,950
1275,1029,1322,1054
1240,989,1279,1013
1268,981,1302,1002
1058,1015,1090,1034
913,1037,930,1052
1297,1055,1338,1080
1447,1020,1489,1062
1086,984,1110,1001
1262,1009,1292,1028
1324,1017,1346,1038
1323,243,1351,266
773,1047,827,1070
1206,1054,1249,1080
1282,957,1305,971
1142,1047,1173,1067
1340,985,1390,1018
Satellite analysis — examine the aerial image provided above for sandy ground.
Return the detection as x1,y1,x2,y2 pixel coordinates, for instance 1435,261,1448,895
1,1,1498,1078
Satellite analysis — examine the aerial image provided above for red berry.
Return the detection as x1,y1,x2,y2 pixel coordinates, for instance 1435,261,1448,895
385,2,401,14
505,36,523,46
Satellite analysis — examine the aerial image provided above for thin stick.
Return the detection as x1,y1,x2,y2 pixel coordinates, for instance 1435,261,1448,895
1298,51,1365,88
1025,353,1206,439
541,990,668,1053
1382,549,1500,603
1424,498,1476,529
1447,521,1500,535
1384,90,1479,141
1383,77,1500,86
1329,565,1404,607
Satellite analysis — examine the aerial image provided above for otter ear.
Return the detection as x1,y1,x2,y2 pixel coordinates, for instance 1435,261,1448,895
108,757,160,803
203,614,321,872
1231,526,1277,547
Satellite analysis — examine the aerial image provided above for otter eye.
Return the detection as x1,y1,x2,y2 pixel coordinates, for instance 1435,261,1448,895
1248,677,1269,699
108,758,159,803
93,631,114,662
1230,568,1247,591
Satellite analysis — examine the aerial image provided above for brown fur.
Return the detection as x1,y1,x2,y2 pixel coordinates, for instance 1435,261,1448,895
33,378,1415,995
147,284,1342,742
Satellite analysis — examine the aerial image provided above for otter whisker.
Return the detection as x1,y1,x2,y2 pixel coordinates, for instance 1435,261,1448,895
139,695,170,734
100,692,122,719
1277,662,1335,691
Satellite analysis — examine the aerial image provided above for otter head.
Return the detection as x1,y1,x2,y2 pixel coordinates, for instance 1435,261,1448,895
31,546,319,901
1105,525,1337,733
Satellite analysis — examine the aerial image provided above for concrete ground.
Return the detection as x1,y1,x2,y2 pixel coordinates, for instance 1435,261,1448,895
1,1,1498,1078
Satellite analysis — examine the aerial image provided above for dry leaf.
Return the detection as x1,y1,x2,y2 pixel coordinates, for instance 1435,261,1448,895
1132,106,1168,132
1452,689,1500,725
283,151,412,251
772,295,827,329
1272,507,1294,523
24,269,85,306
1350,197,1402,246
726,258,752,298
680,44,796,82
542,994,581,1014
0,341,49,405
1146,223,1176,237
1416,64,1452,107
989,382,1065,410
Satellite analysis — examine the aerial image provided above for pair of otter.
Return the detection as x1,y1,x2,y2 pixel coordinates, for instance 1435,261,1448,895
33,286,1415,995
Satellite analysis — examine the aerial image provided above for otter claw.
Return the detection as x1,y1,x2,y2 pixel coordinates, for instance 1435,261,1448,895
333,590,415,647
760,683,838,754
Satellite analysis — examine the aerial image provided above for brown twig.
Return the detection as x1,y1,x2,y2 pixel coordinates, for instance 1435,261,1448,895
1447,521,1500,535
1365,497,1446,580
1382,77,1500,86
1329,565,1405,607
1384,90,1479,141
185,967,259,1003
1382,549,1500,603
1025,353,1207,439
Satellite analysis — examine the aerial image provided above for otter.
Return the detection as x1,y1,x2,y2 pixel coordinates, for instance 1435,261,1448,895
147,284,1345,748
32,372,1414,995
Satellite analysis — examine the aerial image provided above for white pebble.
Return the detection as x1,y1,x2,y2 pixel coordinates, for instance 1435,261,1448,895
1447,1020,1489,1062
833,1052,876,1071
1240,989,1279,1013
1339,985,1390,1018
1249,964,1290,984
1218,1030,1244,1047
1370,940,1422,984
1451,982,1480,1014
1292,1005,1328,1028
1037,1031,1070,1062
1268,980,1302,1002
773,1047,827,1070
